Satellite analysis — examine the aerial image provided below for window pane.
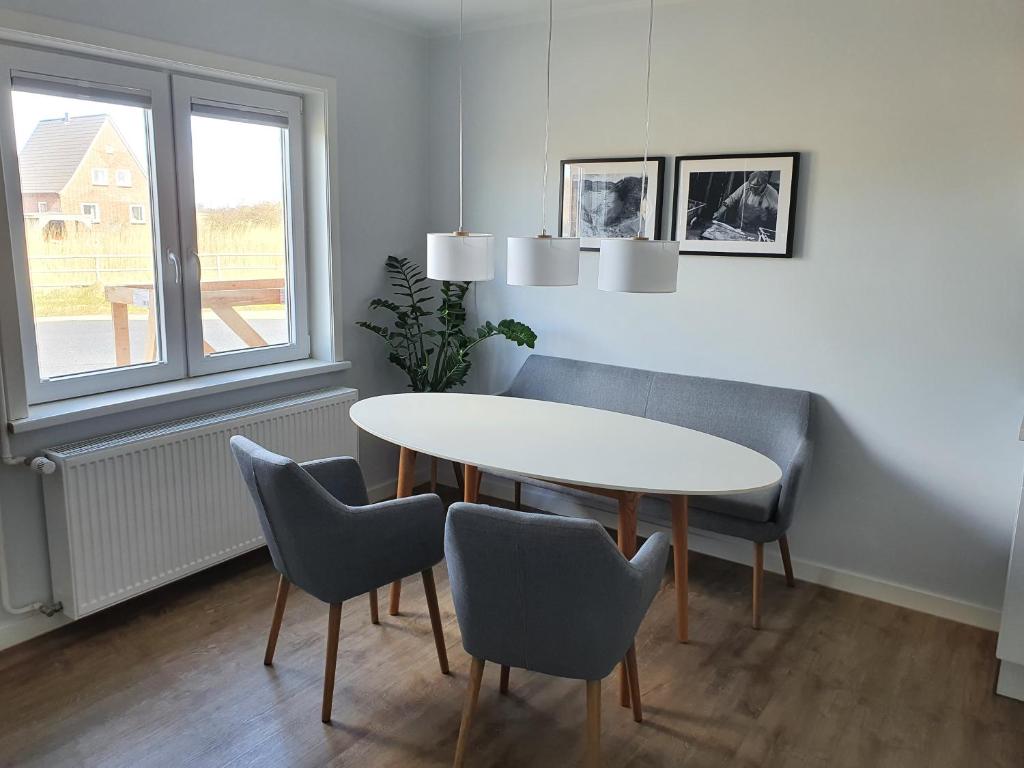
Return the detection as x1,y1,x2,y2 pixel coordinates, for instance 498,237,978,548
12,90,162,380
190,115,290,356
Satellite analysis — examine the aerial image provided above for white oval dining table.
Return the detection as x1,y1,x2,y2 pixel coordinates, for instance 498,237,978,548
349,393,781,706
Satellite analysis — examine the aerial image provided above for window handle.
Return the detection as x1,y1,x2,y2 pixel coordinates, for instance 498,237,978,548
189,247,202,283
167,250,181,284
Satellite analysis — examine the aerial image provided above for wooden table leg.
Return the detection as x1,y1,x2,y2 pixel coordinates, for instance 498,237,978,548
111,302,131,366
671,495,689,643
463,465,480,503
388,446,417,616
617,492,640,708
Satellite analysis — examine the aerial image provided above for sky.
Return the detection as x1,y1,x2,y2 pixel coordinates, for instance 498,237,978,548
12,90,285,208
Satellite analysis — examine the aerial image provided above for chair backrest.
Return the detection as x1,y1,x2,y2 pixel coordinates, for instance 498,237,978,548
444,503,645,681
230,436,347,598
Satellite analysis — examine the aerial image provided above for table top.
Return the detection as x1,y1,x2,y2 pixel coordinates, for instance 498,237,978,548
350,393,781,497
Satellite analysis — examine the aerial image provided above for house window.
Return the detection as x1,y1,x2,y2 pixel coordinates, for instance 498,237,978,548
0,43,311,405
37,201,47,213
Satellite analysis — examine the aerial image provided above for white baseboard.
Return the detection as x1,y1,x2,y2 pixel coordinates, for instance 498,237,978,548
475,474,1002,632
0,611,69,652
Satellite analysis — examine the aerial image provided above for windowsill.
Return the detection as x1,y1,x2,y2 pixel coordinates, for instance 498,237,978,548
8,358,351,434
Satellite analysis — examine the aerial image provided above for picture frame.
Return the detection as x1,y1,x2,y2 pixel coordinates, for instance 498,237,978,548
671,152,800,257
558,156,665,251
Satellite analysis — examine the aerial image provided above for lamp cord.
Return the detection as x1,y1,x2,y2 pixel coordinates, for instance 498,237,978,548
458,0,464,232
540,0,553,236
637,0,655,238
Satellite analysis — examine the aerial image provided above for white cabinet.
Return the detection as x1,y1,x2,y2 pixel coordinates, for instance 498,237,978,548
996,420,1024,700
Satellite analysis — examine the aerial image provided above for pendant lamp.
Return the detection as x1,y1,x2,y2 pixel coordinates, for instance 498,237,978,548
597,0,679,293
507,0,579,286
427,0,495,281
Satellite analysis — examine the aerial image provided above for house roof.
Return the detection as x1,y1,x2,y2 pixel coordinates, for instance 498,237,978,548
18,114,107,194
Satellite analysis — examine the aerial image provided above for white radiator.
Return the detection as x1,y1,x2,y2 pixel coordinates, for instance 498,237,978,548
41,387,359,619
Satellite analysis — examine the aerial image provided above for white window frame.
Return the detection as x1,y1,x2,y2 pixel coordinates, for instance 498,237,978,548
171,75,309,376
36,201,46,213
128,203,145,223
80,202,100,223
90,167,108,185
0,20,342,425
0,45,187,403
116,168,131,186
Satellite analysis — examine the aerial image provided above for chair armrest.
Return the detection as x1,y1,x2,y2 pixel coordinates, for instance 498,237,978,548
300,456,369,506
629,532,670,608
349,493,447,565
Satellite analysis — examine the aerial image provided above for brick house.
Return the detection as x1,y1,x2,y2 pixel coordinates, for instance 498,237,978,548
19,113,150,230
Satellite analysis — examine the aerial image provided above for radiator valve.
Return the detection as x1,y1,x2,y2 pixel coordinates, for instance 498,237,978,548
29,456,56,475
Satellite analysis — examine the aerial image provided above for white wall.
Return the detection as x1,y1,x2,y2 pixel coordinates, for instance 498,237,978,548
0,0,431,647
428,0,1024,616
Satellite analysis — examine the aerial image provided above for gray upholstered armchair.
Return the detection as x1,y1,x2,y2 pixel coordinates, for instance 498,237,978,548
445,503,669,768
229,436,450,723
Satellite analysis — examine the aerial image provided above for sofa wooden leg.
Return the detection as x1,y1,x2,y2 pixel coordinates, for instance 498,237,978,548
264,574,290,666
369,588,379,625
322,603,342,723
499,665,510,694
779,535,795,587
752,543,764,630
453,657,485,768
586,679,602,768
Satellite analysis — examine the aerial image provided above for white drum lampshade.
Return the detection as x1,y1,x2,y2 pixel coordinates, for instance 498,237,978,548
427,232,495,281
597,238,680,293
507,236,580,286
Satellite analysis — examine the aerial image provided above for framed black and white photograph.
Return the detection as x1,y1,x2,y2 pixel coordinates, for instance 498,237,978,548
672,153,800,257
559,157,665,251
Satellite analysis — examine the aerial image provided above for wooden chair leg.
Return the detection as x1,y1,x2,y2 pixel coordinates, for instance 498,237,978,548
513,481,522,510
321,603,342,723
586,679,601,768
452,461,465,495
670,496,689,643
752,543,764,630
422,568,450,675
474,469,483,500
624,645,642,723
499,665,510,695
453,657,485,768
430,456,438,493
264,574,290,666
369,589,379,625
779,535,795,587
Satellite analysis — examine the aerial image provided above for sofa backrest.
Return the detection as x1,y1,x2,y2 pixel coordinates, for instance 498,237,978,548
505,355,810,473
645,372,810,474
504,355,654,416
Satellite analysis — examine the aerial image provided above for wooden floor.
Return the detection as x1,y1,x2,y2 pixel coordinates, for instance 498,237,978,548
1,492,1022,767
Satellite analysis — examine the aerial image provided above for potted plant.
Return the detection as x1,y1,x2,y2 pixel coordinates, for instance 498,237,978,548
358,255,537,393
359,256,537,492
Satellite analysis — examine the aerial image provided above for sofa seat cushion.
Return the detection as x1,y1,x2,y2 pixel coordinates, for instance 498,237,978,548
688,485,779,524
486,469,778,525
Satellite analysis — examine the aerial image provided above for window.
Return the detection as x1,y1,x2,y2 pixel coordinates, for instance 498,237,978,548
37,201,47,213
0,44,310,405
80,202,100,223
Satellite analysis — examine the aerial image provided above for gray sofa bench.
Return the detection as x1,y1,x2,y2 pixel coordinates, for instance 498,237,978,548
484,354,813,628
